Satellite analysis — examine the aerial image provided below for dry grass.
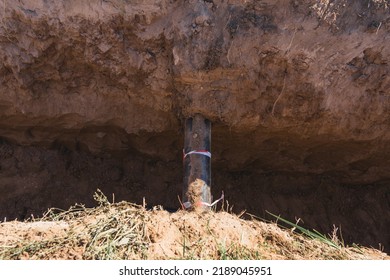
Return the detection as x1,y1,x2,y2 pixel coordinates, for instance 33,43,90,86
0,190,388,260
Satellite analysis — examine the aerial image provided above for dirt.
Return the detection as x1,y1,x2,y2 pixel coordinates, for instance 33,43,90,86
0,0,389,255
0,201,388,260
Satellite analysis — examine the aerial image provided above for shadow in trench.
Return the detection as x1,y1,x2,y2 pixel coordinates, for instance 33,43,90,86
0,142,389,254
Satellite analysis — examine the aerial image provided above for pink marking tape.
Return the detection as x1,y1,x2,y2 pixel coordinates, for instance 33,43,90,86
183,149,211,160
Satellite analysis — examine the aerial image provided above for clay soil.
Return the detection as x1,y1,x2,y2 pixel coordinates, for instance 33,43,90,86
0,0,390,258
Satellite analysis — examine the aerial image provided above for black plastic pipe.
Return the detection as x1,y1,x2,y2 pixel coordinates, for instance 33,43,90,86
183,114,211,210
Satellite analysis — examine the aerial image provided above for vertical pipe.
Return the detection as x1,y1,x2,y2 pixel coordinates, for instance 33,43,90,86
183,114,211,210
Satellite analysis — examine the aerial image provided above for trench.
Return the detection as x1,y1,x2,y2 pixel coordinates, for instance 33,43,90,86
1,0,389,255
0,125,388,254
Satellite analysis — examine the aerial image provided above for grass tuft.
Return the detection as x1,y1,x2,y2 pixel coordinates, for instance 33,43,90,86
266,211,340,249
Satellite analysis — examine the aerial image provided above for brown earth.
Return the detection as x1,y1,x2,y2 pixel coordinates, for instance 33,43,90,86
0,200,388,260
0,0,389,255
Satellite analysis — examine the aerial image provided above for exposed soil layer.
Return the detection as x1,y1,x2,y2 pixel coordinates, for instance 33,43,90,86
0,0,389,254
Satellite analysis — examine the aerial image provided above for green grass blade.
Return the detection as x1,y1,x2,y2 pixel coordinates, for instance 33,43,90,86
266,211,340,249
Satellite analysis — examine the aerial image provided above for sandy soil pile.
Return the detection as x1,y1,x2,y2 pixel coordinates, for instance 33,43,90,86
0,192,388,260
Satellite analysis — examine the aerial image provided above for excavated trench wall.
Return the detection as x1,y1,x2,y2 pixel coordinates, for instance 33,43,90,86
0,0,389,252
